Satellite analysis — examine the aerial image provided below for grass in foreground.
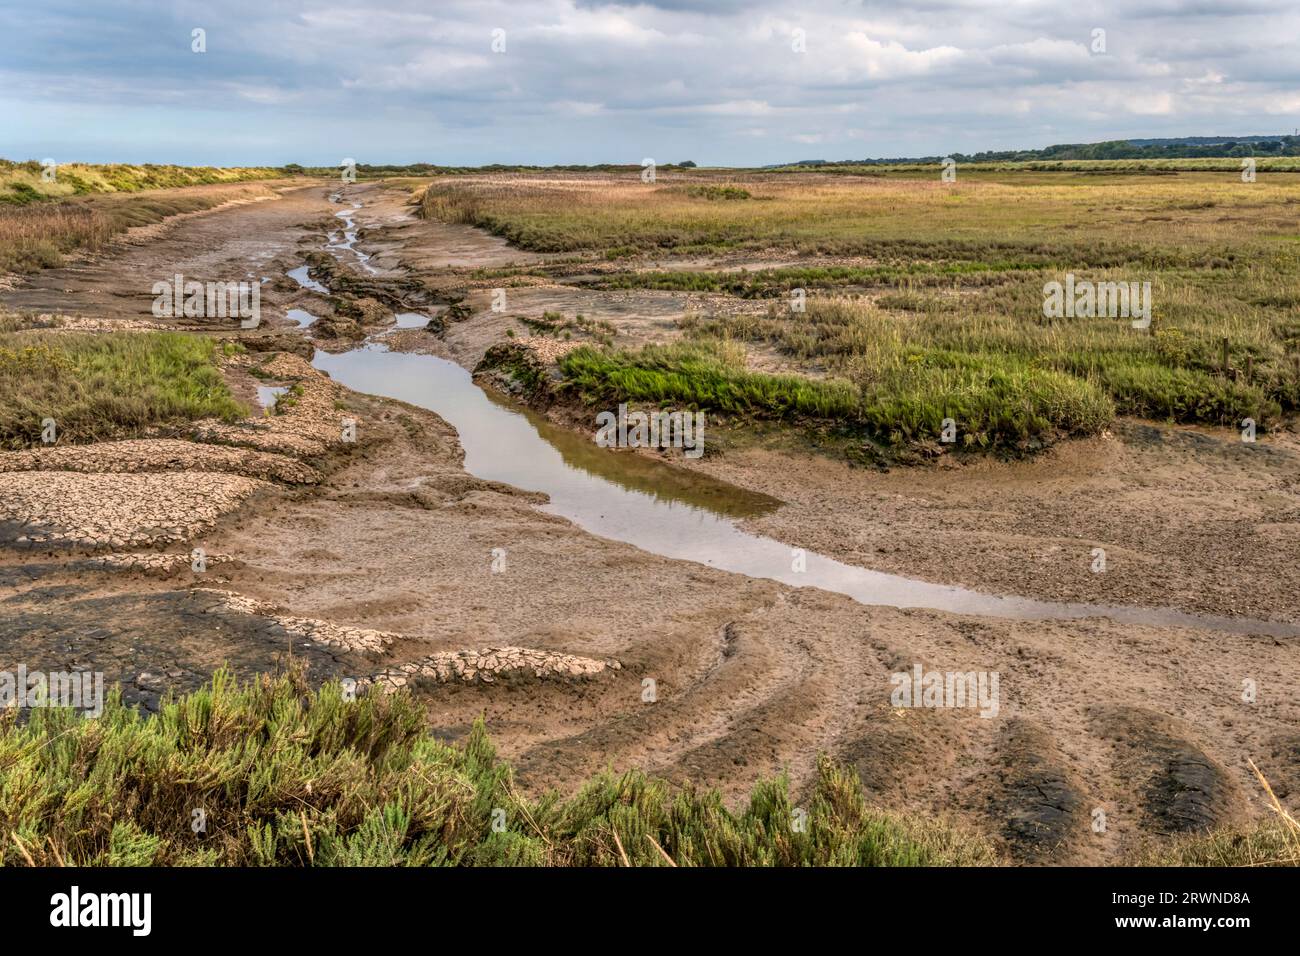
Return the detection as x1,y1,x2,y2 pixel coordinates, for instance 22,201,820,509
2,668,1293,867
0,331,247,448
0,668,997,867
1141,761,1300,866
1145,822,1300,867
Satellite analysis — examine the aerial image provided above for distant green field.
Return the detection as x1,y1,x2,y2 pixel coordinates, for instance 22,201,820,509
0,159,286,206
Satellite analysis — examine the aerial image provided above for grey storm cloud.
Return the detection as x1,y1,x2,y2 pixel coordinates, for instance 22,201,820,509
0,0,1297,166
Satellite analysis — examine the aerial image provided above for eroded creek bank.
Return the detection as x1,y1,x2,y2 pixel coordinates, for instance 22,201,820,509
2,181,1298,865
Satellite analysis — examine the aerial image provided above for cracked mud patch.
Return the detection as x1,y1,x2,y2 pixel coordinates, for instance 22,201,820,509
0,472,268,551
0,586,358,712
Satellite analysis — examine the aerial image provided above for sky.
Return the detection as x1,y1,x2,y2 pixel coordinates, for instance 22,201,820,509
1,0,1298,167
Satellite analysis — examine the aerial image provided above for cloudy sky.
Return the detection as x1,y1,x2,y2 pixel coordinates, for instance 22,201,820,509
2,0,1297,167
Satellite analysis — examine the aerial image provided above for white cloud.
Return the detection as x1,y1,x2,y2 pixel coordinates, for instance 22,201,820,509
3,0,1299,164
843,33,966,79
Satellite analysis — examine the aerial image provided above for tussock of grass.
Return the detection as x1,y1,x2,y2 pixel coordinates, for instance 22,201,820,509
0,204,115,273
560,336,1113,451
0,331,246,448
1144,822,1300,867
684,184,752,201
0,668,998,867
561,340,863,421
1145,762,1299,866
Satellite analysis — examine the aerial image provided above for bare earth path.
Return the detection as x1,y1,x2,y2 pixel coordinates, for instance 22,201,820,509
2,181,1298,864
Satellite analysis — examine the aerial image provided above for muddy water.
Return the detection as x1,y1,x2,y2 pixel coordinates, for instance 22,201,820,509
313,343,1300,636
255,385,288,409
287,266,327,293
328,203,380,274
315,344,777,519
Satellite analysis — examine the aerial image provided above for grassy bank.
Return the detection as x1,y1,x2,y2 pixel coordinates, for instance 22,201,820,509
0,183,279,274
688,295,1291,431
0,668,996,867
0,160,286,206
0,330,246,448
558,285,1295,450
0,161,287,274
558,337,1115,452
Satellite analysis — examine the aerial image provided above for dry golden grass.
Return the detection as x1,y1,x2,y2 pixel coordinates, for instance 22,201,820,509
421,169,1300,258
0,159,286,204
1145,762,1300,867
0,204,114,271
0,182,277,273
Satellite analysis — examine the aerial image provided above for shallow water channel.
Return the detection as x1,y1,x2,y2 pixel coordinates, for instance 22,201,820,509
312,342,1300,637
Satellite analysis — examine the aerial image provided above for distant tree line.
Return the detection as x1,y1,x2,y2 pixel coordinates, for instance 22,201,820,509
275,138,1300,176
787,135,1300,166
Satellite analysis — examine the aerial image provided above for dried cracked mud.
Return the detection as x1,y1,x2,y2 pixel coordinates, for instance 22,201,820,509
2,179,1297,864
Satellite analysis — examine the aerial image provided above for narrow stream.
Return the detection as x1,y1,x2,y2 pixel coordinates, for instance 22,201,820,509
328,200,379,274
313,342,1300,637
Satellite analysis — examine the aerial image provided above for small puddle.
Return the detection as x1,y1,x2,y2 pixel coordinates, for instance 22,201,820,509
313,343,1300,637
287,266,327,293
256,385,288,410
393,312,430,329
287,308,319,328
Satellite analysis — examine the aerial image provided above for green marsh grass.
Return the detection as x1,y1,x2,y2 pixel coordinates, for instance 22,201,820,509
0,668,998,867
0,331,247,448
2,666,1290,866
438,167,1298,446
560,335,1113,450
